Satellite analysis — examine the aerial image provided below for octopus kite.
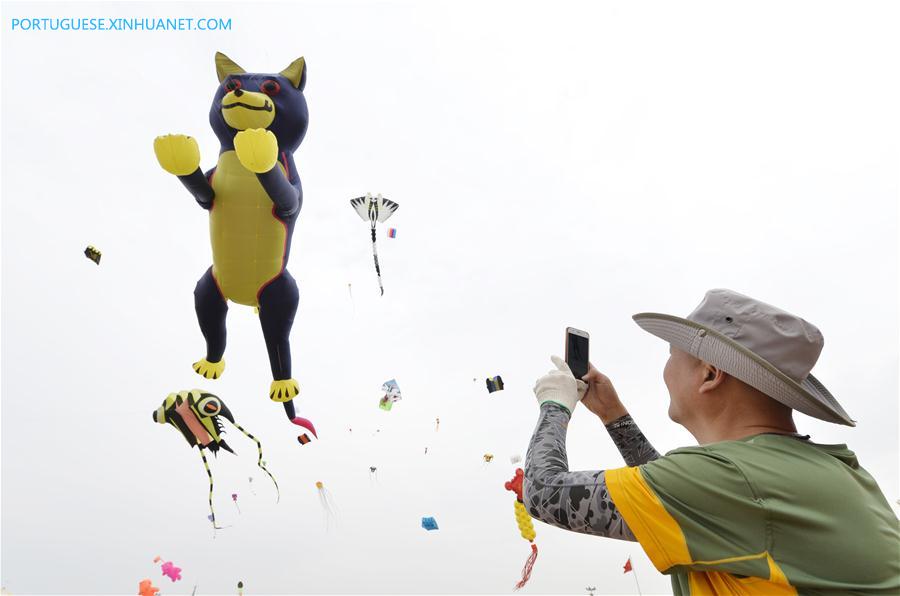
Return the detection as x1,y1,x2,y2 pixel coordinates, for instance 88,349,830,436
152,389,278,528
153,52,314,436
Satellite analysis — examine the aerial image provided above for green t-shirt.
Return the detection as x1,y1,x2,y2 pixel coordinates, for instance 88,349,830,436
606,434,899,595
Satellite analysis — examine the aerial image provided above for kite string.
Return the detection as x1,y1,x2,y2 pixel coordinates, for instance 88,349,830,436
232,422,280,503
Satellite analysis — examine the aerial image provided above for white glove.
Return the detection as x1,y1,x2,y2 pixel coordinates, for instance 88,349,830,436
533,355,587,414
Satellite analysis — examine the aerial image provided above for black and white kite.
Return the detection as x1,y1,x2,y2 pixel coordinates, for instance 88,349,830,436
350,193,399,295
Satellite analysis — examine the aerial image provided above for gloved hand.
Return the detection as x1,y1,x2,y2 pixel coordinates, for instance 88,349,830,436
533,355,587,414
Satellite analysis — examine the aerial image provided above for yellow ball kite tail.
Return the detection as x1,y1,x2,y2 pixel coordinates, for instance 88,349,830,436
505,468,538,590
513,500,536,542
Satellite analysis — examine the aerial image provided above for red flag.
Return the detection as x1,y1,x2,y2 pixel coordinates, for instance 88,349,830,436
623,557,633,573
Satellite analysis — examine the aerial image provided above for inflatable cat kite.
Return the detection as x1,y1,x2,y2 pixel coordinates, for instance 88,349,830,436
154,52,314,435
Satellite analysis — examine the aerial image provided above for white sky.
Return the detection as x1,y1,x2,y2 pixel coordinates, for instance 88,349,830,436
1,1,898,595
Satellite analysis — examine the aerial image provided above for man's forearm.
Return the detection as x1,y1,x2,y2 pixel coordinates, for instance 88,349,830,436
522,403,636,541
605,414,661,466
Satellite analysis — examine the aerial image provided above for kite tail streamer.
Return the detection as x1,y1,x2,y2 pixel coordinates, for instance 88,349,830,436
370,225,384,295
318,489,336,529
200,450,223,529
512,500,538,590
233,422,280,503
506,468,539,590
515,539,538,590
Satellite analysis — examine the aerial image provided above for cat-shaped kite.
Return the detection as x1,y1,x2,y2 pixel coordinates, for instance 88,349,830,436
154,52,314,435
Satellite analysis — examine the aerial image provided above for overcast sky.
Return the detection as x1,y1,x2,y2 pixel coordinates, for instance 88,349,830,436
2,1,898,594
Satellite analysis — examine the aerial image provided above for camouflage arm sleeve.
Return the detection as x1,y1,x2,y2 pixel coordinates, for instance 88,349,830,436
605,415,661,466
523,403,636,541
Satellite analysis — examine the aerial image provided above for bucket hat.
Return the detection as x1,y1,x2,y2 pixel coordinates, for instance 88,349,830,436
633,289,854,426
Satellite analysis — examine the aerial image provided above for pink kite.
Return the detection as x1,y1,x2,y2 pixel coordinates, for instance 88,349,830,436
161,561,182,582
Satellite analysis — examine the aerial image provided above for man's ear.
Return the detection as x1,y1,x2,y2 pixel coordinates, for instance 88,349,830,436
215,52,245,83
280,57,306,90
698,364,726,393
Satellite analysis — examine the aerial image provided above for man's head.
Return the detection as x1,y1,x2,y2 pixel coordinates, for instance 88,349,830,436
634,289,854,429
663,344,796,441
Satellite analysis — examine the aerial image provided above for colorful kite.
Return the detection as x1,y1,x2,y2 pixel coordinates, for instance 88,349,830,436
387,228,397,238
297,433,312,445
153,389,278,527
84,245,101,265
505,468,538,590
379,379,402,411
138,579,160,596
153,52,315,436
350,193,399,295
316,481,338,529
421,516,439,531
487,376,505,393
153,556,182,582
483,454,494,463
161,562,182,582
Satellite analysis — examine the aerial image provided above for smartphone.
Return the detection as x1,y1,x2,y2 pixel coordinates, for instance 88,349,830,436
565,327,590,380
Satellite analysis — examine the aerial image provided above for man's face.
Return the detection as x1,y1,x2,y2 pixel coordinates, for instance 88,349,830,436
663,345,701,423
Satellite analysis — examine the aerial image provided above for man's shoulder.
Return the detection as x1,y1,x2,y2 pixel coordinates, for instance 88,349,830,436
656,434,862,488
667,434,855,460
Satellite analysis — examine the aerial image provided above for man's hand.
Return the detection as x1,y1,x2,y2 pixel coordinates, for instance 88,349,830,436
580,364,628,424
534,356,588,414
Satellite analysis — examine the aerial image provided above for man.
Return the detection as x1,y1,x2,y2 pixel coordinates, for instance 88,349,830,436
523,289,899,595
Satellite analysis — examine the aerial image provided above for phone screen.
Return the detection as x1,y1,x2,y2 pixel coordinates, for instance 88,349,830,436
566,329,589,380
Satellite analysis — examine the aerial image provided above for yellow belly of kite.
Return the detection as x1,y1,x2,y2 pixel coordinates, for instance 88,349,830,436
210,151,286,307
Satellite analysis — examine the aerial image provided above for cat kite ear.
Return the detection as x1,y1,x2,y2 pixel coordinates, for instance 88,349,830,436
280,57,306,90
215,52,246,83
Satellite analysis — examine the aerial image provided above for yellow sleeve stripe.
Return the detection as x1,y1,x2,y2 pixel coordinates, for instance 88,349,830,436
692,552,768,566
606,466,692,572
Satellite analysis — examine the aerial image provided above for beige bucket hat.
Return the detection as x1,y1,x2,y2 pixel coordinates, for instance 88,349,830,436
633,289,854,426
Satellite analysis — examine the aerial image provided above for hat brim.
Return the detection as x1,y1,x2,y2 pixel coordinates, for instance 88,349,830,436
633,312,855,426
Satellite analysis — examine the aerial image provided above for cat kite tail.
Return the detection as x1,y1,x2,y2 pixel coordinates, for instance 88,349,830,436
350,193,399,295
152,389,279,528
153,52,315,436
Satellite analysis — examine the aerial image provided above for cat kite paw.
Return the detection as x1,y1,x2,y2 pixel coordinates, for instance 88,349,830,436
234,128,279,173
270,379,300,402
192,358,225,380
154,134,201,176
